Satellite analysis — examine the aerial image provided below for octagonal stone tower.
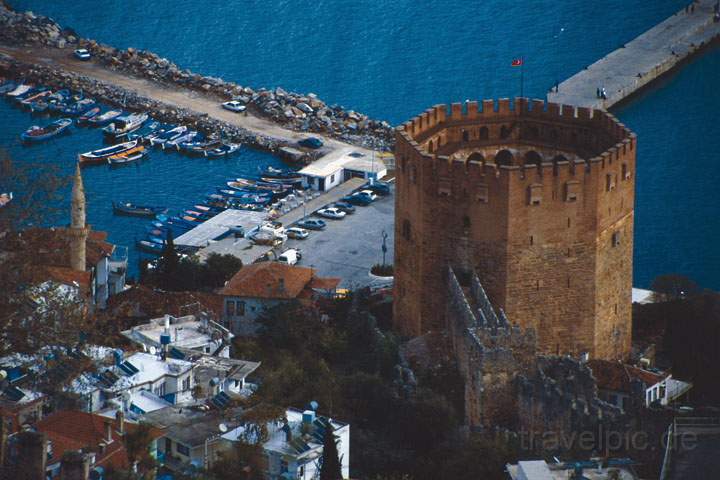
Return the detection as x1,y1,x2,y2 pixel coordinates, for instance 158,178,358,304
394,98,636,361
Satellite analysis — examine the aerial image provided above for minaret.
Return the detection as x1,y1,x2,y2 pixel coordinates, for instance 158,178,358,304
69,163,88,271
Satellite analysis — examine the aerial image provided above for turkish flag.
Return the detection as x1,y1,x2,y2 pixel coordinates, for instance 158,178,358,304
511,58,523,67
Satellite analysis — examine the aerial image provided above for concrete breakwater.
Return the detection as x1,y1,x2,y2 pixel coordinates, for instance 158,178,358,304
549,0,720,109
0,3,394,152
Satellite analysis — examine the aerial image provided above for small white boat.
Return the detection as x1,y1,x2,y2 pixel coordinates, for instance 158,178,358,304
165,130,198,149
79,139,139,166
103,112,149,138
150,125,188,147
6,84,32,98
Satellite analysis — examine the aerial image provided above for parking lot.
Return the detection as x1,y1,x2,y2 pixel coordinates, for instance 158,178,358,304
284,187,395,289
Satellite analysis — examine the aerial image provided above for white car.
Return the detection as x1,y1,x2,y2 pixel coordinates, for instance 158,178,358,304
317,207,346,220
74,48,91,61
277,249,302,266
286,227,309,239
222,100,247,113
357,190,378,201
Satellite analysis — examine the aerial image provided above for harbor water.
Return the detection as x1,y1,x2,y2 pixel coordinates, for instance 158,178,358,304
3,0,720,289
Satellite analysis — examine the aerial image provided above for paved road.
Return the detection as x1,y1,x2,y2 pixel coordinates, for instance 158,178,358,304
285,189,395,289
548,0,720,109
0,43,377,156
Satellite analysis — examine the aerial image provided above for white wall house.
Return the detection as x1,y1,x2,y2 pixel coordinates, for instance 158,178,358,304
223,407,350,480
299,147,386,192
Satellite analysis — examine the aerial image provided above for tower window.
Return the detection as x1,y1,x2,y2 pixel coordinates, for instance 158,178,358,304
438,178,452,196
606,173,616,191
462,129,469,142
479,126,489,140
565,180,580,202
612,231,621,247
477,184,489,203
567,217,571,228
530,235,534,245
528,184,543,205
622,163,631,180
462,216,471,230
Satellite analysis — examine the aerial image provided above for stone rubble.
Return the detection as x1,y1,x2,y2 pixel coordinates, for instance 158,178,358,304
0,3,395,152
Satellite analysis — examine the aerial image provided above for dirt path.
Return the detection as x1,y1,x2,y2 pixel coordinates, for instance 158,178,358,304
0,43,374,155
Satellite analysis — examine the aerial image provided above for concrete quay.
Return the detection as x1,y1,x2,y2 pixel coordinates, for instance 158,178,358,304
549,0,720,109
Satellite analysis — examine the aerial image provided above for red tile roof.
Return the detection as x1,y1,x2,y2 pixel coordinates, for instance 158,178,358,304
35,411,163,470
10,227,115,270
308,276,341,290
587,359,667,393
220,263,316,299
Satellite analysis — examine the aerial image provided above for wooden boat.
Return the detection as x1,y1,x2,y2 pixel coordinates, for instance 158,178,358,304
149,125,187,147
87,109,122,126
77,107,102,124
227,180,286,193
20,118,72,142
206,143,241,158
107,145,147,165
136,240,164,254
260,176,303,186
259,166,302,180
6,84,33,99
20,90,52,108
113,201,168,217
79,139,139,166
165,130,198,150
103,113,149,138
0,81,17,94
62,98,96,116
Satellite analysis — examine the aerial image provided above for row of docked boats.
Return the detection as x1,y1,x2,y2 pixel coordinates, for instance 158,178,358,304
120,166,303,255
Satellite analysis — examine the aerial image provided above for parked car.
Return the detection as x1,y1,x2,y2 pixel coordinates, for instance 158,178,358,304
297,218,326,230
222,100,247,113
277,249,302,265
342,193,373,206
298,137,323,149
362,180,391,196
286,227,309,239
317,207,346,220
357,190,379,201
74,48,91,61
332,201,356,214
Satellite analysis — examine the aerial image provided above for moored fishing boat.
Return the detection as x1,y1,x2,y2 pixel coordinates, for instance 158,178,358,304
164,130,198,150
149,125,187,147
107,145,148,165
102,112,149,139
87,109,122,126
206,143,241,158
113,201,168,217
20,89,52,109
77,106,102,124
179,139,221,156
0,81,17,94
20,118,72,143
136,240,164,254
62,98,96,116
79,139,139,166
6,84,34,99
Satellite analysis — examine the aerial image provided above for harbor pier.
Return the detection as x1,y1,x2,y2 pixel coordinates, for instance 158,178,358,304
549,0,720,109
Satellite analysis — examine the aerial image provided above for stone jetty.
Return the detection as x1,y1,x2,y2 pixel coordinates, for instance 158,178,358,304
0,2,394,155
549,0,720,109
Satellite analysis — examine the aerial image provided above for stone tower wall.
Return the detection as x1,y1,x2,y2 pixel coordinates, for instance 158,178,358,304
394,98,635,360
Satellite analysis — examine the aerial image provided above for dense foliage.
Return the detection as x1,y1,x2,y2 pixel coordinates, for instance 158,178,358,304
229,290,519,480
141,249,243,291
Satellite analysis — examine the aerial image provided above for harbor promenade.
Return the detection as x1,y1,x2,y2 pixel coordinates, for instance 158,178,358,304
549,0,720,109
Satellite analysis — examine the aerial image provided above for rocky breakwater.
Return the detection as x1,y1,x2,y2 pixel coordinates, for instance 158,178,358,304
82,44,394,150
0,4,78,49
0,3,395,151
0,56,283,152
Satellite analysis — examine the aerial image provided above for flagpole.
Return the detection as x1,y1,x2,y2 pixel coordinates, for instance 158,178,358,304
520,56,524,99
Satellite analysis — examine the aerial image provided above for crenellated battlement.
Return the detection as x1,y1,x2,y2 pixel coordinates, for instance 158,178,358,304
394,98,634,360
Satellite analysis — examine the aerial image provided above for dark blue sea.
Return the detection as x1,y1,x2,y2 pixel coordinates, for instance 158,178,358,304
2,0,719,289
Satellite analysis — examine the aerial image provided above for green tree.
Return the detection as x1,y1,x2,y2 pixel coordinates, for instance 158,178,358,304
320,419,343,480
